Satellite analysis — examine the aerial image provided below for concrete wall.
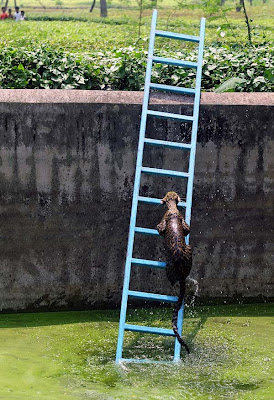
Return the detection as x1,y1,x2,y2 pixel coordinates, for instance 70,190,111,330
0,90,273,312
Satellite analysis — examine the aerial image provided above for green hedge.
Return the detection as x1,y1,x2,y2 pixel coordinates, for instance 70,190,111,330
0,44,273,91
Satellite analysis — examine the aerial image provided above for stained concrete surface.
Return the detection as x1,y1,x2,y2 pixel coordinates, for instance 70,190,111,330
0,91,273,311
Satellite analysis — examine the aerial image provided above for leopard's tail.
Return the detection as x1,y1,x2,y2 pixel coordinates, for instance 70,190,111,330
172,278,190,354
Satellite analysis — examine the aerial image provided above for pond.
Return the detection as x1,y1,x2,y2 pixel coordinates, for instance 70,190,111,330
0,303,273,399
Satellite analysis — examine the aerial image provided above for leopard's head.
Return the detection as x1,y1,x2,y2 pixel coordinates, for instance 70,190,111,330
161,191,181,205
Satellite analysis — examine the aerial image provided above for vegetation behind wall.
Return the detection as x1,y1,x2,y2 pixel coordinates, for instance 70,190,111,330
0,43,273,91
0,0,273,91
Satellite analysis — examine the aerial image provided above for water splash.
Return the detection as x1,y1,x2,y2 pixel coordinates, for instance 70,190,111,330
185,276,199,309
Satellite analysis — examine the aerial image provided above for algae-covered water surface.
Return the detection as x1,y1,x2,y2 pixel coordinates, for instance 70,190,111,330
0,304,273,400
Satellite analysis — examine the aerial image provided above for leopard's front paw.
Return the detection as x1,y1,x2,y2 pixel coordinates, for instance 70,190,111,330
157,223,165,235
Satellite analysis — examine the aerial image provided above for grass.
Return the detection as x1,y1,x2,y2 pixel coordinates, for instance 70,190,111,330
0,0,273,52
0,303,273,399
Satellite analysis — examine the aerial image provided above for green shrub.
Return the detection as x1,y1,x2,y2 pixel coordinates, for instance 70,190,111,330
0,43,273,91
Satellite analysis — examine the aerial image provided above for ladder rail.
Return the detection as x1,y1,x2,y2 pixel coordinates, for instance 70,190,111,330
185,17,206,233
174,19,205,359
115,10,158,363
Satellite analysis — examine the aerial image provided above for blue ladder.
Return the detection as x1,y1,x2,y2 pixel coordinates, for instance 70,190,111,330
116,10,206,364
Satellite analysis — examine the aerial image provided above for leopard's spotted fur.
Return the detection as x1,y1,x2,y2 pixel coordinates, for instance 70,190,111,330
157,191,192,354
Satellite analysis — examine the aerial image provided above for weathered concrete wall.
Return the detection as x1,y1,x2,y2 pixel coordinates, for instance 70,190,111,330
0,90,273,312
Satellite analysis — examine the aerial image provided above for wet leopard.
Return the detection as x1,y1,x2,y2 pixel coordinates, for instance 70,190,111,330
157,191,192,354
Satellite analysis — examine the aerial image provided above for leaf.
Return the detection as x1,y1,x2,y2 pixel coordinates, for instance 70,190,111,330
17,63,25,71
253,76,265,83
61,84,75,89
264,69,274,82
214,77,247,93
246,69,254,78
208,64,217,71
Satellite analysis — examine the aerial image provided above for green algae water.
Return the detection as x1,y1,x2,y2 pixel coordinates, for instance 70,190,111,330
0,304,273,400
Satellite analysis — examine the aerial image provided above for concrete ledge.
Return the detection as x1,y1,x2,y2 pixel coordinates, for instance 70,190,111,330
0,89,273,105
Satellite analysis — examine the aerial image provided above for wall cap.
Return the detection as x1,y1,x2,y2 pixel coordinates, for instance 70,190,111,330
0,89,273,106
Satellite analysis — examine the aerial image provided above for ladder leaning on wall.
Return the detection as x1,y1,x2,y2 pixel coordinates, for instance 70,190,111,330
116,9,206,364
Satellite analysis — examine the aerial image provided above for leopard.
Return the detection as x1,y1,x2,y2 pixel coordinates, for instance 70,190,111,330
157,191,192,354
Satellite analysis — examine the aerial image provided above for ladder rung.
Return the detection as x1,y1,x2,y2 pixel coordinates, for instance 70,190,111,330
124,323,174,336
147,110,194,122
128,290,178,303
141,166,189,179
119,358,175,364
138,196,187,208
150,83,196,95
152,56,197,69
135,227,159,236
131,258,166,268
144,137,192,150
155,30,200,43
